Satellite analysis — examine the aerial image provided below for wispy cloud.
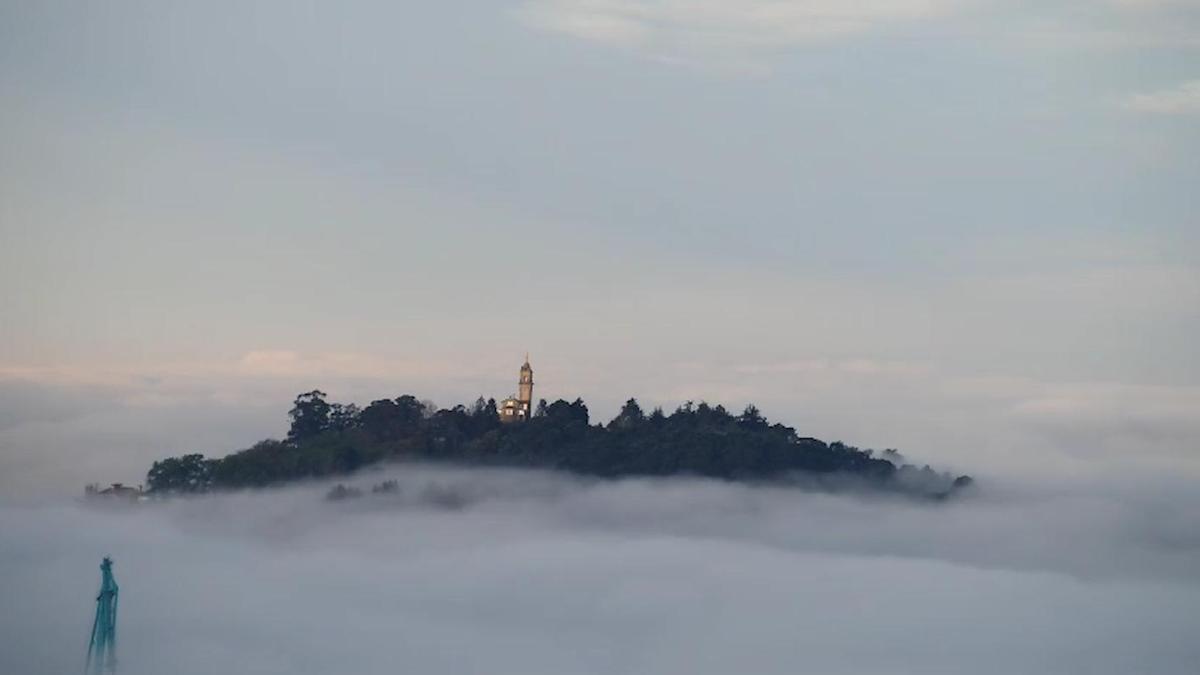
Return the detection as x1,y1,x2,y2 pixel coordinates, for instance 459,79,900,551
516,0,1200,69
234,350,470,380
734,358,929,377
0,352,478,389
1125,80,1200,115
515,0,965,69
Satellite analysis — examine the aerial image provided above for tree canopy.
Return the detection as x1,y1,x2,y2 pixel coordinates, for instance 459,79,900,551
146,392,972,499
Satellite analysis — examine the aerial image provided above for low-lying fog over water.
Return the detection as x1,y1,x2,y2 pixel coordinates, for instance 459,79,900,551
3,465,1198,675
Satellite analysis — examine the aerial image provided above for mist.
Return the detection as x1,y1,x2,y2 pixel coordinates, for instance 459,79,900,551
3,464,1198,675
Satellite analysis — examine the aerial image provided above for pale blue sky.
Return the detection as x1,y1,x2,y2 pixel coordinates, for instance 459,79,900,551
1,1,1198,492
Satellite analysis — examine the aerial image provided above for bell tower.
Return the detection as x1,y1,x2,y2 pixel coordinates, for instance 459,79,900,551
518,354,534,409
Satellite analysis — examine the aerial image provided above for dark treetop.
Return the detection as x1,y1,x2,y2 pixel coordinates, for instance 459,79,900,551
146,391,973,499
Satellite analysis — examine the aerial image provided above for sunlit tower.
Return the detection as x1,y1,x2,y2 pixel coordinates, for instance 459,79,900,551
86,557,119,675
499,354,535,422
518,354,534,408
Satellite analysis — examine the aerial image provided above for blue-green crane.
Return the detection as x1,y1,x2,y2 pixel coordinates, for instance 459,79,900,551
85,557,119,674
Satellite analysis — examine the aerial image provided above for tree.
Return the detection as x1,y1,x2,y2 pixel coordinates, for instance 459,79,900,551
359,395,426,441
146,453,212,493
288,390,331,442
473,397,498,420
739,404,766,428
359,399,401,441
470,397,489,416
571,398,590,426
465,397,499,435
329,403,361,432
543,398,589,426
610,398,645,430
396,395,427,421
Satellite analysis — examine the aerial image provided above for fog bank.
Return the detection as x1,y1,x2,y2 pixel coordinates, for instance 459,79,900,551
3,465,1198,675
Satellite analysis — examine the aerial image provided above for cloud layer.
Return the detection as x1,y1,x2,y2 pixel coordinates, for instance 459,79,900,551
516,0,1200,68
1125,80,1200,114
3,465,1199,675
517,0,963,67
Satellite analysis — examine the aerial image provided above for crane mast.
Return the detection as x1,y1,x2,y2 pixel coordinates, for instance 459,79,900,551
85,557,119,675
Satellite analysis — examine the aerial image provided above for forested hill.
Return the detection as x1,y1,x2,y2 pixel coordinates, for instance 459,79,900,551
146,391,974,499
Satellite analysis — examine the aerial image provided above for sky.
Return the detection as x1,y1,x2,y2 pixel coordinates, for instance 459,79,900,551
1,1,1198,492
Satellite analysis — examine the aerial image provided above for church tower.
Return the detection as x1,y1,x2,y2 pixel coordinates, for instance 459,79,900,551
518,354,534,409
499,355,535,423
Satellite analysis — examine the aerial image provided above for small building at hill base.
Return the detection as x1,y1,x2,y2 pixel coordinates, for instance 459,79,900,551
85,483,145,501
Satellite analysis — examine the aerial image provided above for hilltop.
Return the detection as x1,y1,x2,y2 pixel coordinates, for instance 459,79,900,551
145,391,973,499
